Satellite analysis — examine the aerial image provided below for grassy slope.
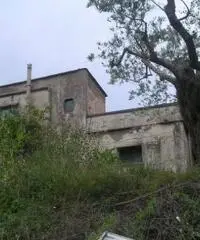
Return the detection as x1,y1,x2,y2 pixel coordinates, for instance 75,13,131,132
1,151,200,240
0,113,200,240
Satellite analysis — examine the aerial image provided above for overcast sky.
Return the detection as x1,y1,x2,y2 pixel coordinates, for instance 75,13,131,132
0,0,140,111
1,0,185,111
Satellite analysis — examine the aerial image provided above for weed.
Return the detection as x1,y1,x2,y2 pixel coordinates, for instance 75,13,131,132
0,109,199,239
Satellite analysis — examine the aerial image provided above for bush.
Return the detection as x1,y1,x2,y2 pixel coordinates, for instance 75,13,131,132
0,109,200,240
0,108,121,239
0,106,44,160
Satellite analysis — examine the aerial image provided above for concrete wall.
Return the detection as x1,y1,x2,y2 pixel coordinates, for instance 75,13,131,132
87,104,182,132
87,73,106,115
87,104,191,172
0,89,49,109
0,68,191,172
0,69,91,125
56,70,88,126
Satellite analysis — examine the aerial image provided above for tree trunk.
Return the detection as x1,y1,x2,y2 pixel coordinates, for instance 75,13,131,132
176,67,200,164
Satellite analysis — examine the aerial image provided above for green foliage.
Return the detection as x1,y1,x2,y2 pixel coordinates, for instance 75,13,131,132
0,106,44,160
88,213,118,240
0,111,200,239
87,0,200,105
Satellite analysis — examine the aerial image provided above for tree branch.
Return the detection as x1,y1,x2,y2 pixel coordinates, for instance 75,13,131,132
113,181,192,207
178,0,191,21
142,59,176,85
111,47,177,84
114,18,177,76
150,0,165,11
164,0,200,70
137,18,178,76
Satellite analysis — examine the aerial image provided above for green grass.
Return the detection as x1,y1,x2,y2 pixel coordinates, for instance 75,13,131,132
0,111,200,239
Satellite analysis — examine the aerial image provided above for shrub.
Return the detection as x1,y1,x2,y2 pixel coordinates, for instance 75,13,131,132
0,109,121,239
0,106,44,160
0,108,200,240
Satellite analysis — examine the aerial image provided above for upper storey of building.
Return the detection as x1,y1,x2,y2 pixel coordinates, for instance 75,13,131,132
0,67,107,124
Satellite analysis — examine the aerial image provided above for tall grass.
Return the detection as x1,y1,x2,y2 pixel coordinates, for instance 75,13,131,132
0,108,200,239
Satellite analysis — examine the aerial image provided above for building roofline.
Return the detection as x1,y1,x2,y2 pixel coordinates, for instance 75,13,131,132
85,69,107,97
87,102,178,118
0,68,107,97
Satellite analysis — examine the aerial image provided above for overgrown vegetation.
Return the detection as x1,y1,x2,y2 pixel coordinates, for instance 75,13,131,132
0,109,200,240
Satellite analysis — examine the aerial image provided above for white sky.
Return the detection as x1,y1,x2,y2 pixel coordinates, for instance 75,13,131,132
0,0,138,111
0,0,184,111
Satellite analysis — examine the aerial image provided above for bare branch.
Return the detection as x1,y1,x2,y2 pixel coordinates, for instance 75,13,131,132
121,17,176,76
111,47,177,80
178,0,191,21
117,17,177,76
142,59,176,85
110,16,179,79
134,37,145,53
165,0,200,70
134,73,153,82
112,48,132,67
150,0,165,11
114,181,192,207
137,18,178,76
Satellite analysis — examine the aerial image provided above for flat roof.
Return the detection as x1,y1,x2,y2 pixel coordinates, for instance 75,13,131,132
88,102,178,117
0,68,107,97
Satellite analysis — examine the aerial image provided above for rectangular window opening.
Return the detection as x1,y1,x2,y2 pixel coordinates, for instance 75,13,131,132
0,105,18,117
64,98,75,113
117,145,143,164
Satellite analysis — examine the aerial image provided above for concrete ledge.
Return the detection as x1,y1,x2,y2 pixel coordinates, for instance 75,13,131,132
87,104,182,133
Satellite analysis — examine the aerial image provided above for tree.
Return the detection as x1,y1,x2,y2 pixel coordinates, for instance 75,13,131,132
87,0,200,164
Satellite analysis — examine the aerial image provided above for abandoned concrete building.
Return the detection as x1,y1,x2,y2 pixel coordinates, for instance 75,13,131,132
0,65,191,172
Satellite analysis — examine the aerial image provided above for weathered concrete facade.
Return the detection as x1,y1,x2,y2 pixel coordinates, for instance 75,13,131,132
87,104,191,172
0,68,106,125
0,67,191,172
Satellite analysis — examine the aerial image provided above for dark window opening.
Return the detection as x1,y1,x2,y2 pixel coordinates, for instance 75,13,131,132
0,105,18,117
117,145,143,163
64,98,75,113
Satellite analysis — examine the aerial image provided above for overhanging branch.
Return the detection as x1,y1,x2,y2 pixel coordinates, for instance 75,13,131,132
113,18,177,76
178,0,191,21
141,59,176,85
111,47,177,84
150,0,165,11
150,0,190,21
165,0,200,70
136,19,178,76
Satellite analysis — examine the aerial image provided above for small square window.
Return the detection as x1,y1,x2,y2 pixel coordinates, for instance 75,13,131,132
64,98,75,113
117,145,142,163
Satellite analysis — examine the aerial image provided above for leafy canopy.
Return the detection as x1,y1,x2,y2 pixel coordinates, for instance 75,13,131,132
87,0,200,105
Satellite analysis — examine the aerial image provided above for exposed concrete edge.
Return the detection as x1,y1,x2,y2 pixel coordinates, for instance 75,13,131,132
0,68,107,98
0,69,87,88
87,102,178,118
0,87,49,98
86,120,183,134
86,69,107,97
